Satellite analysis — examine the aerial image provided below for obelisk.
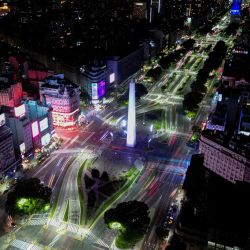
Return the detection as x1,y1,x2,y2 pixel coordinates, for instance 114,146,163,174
126,80,136,147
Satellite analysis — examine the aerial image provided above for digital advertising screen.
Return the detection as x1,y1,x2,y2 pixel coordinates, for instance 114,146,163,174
109,73,115,84
0,113,5,127
98,80,106,98
92,83,98,100
39,117,48,132
41,133,51,146
31,121,39,138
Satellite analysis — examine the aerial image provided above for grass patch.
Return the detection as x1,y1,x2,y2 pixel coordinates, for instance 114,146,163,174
125,166,137,178
153,120,162,131
50,195,58,218
63,201,69,222
78,159,95,225
90,169,141,228
185,110,197,120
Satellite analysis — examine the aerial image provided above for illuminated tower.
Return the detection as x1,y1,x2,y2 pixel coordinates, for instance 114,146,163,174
149,0,163,23
126,80,136,147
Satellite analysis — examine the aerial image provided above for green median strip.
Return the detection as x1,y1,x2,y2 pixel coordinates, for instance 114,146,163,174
78,158,95,225
50,198,57,218
78,159,87,225
63,200,69,222
90,169,141,228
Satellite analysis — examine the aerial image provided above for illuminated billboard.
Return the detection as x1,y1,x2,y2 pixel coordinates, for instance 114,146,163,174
14,104,26,117
41,133,51,146
92,83,98,100
31,121,39,138
39,117,48,132
0,113,5,127
98,80,106,98
19,143,25,153
110,73,115,84
231,0,241,15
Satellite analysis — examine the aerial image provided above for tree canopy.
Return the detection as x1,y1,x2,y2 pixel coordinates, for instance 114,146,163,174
6,178,51,215
104,200,150,249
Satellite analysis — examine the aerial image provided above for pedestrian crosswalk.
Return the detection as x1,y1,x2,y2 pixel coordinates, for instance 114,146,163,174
26,218,48,226
10,239,43,250
25,213,49,226
85,231,110,248
48,218,61,227
67,222,79,234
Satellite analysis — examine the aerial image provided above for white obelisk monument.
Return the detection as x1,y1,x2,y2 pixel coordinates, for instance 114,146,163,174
126,80,136,147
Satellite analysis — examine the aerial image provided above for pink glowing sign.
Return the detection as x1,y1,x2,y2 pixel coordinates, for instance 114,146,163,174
31,121,39,138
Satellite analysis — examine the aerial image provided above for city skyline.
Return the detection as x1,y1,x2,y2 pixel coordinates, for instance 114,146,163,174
0,1,250,250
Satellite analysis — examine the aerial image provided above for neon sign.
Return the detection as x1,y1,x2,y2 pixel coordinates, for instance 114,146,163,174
39,117,48,132
31,121,39,138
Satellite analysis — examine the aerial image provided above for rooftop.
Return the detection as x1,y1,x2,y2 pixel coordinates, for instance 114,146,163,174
201,129,250,160
180,155,250,248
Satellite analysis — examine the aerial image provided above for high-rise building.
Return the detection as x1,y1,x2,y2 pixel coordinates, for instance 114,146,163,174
133,1,147,19
81,60,109,103
2,100,54,158
149,0,162,22
0,113,16,173
199,84,250,184
3,104,33,158
25,100,54,149
40,74,80,127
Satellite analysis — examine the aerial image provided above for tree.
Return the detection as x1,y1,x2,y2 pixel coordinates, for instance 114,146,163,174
6,178,51,216
145,66,162,81
182,39,195,50
155,226,169,240
183,91,203,111
161,85,167,92
104,200,150,249
91,168,100,179
136,83,148,99
100,171,109,182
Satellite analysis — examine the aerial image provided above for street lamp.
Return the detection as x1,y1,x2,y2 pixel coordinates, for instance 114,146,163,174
110,132,114,141
148,138,152,149
150,124,154,132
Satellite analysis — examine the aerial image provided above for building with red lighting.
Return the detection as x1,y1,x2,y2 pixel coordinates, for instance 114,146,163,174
1,100,54,159
0,76,23,108
40,74,80,127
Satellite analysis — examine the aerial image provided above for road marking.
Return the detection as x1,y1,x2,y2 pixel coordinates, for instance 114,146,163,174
52,157,72,191
70,135,80,145
80,132,95,146
86,120,94,128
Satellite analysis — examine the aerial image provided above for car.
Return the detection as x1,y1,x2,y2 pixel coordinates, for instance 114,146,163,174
11,222,17,229
167,217,174,225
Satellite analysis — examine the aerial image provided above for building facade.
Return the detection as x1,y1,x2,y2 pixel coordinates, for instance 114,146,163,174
199,132,250,183
2,100,54,158
81,61,109,103
107,46,144,85
0,114,16,173
40,74,80,127
0,78,23,108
